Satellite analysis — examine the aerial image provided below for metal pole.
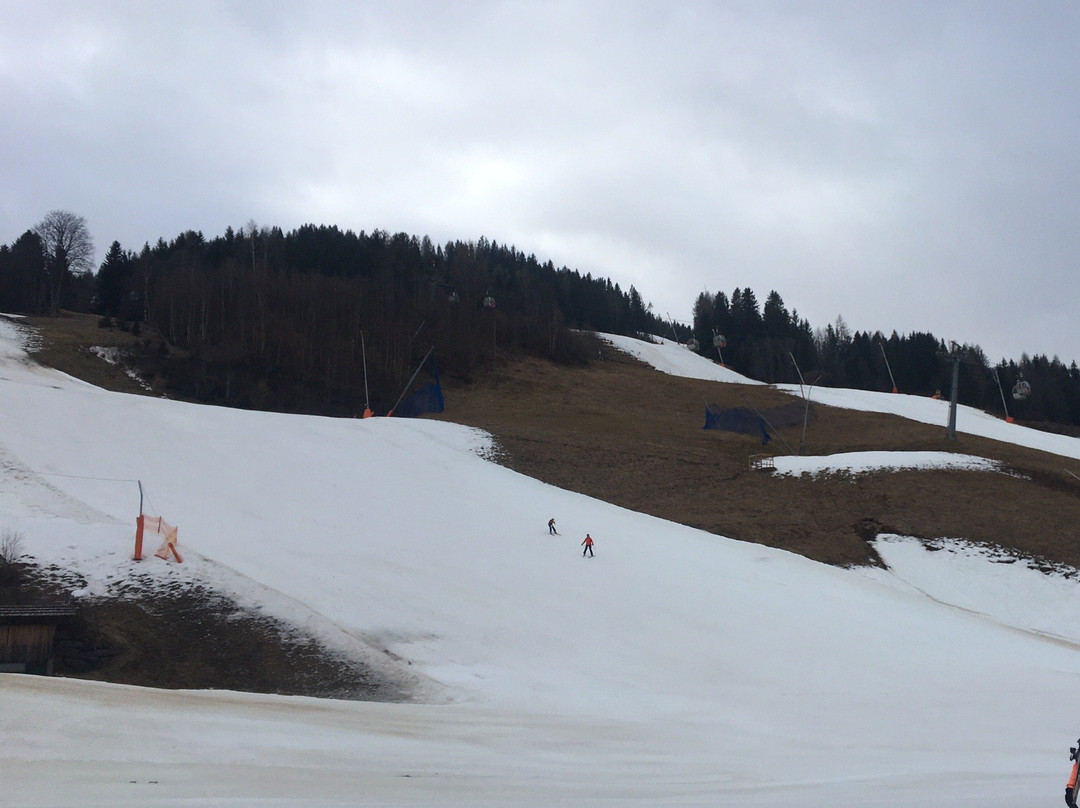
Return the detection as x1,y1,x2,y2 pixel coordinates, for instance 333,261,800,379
361,332,370,410
789,353,806,397
993,368,1010,422
389,346,435,415
880,342,898,393
789,353,814,454
134,480,145,561
947,352,960,440
799,381,818,455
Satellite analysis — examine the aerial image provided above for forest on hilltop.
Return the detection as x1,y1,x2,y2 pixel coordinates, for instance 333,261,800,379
2,210,1079,428
689,288,1079,428
0,218,665,415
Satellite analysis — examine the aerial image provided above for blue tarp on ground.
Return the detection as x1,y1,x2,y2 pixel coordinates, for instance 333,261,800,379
704,401,811,445
703,406,770,444
703,406,759,433
394,358,445,418
394,381,445,417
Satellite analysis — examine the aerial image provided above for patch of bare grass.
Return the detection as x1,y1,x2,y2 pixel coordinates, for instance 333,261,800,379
435,347,1080,570
18,312,158,395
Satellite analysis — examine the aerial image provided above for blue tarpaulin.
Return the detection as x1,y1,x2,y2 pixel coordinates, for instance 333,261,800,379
702,406,770,445
394,382,445,417
393,358,445,418
702,402,809,446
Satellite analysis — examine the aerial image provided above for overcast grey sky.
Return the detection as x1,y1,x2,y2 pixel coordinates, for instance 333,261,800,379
2,1,1078,363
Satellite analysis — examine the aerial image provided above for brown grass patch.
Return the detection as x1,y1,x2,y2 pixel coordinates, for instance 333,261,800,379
19,312,159,396
434,345,1080,570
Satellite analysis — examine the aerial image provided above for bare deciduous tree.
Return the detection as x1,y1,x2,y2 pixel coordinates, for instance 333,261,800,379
0,528,24,587
0,528,23,563
34,209,94,316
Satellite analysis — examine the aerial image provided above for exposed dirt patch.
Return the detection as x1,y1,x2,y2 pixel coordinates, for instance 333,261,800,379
13,561,403,700
18,312,161,396
433,346,1080,571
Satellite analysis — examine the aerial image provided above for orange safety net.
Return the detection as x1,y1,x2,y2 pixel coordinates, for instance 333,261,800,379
134,514,183,563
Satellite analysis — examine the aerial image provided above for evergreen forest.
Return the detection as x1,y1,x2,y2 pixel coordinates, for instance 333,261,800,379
2,211,1079,430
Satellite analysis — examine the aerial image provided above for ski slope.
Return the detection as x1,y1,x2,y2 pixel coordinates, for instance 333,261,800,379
599,332,763,385
3,320,1079,807
605,330,1080,461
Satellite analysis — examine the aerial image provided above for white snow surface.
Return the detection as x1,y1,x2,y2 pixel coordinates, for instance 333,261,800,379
773,381,1080,460
3,320,1080,807
773,451,1002,477
599,332,763,384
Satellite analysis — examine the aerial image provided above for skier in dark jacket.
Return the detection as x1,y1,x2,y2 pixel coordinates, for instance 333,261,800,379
548,518,558,535
1066,740,1080,808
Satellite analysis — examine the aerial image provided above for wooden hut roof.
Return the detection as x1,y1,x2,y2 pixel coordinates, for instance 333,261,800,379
0,605,78,624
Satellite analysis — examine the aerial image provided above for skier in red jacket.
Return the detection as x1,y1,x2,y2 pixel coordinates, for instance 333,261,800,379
581,534,594,557
1067,740,1080,808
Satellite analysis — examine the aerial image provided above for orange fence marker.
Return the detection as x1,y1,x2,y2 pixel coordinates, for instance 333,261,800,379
134,513,182,563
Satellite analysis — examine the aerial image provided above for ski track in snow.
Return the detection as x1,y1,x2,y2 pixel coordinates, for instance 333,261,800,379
0,442,126,525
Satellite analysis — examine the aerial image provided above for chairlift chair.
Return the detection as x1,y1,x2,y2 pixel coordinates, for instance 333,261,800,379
1012,378,1031,401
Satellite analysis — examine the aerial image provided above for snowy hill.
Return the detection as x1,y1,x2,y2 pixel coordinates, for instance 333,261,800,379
599,332,763,385
605,330,1080,460
3,319,1080,807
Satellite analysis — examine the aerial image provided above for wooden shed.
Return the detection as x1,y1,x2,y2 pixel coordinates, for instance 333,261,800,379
0,604,78,674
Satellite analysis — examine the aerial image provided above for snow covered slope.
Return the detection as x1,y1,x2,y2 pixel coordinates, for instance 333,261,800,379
605,329,1080,460
600,332,762,384
2,319,1078,807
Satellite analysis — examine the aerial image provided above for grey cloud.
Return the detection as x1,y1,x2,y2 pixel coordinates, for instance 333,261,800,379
1,1,1078,361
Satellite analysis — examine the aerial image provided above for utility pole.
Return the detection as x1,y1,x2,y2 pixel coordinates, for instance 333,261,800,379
789,352,818,455
360,331,372,417
946,343,960,440
880,342,898,393
993,368,1013,423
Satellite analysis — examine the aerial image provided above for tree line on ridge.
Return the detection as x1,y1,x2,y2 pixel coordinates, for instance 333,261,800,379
2,210,1078,429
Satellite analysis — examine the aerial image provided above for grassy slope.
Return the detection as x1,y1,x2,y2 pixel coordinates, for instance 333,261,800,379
432,348,1080,571
19,313,156,395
